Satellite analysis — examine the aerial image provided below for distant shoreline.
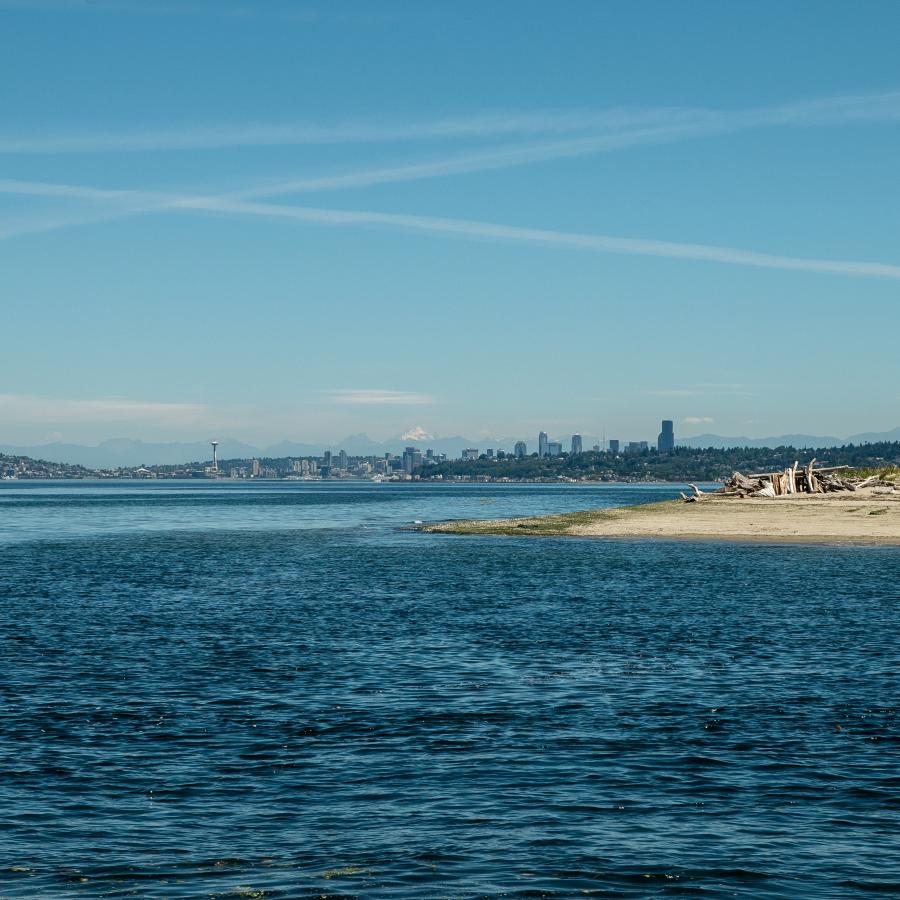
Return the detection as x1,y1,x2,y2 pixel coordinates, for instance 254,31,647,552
0,476,683,484
420,491,900,546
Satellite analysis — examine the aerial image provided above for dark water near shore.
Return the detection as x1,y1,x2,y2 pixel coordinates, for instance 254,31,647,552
1,481,898,898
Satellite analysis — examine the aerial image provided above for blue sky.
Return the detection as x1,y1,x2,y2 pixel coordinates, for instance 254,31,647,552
2,0,899,447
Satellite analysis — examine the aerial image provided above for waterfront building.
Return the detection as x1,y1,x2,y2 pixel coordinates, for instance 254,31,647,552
338,449,349,470
251,458,261,477
657,420,675,453
514,441,527,459
571,434,583,455
538,431,549,458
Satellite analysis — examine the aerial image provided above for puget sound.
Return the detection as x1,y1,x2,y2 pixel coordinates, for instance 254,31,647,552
1,480,898,898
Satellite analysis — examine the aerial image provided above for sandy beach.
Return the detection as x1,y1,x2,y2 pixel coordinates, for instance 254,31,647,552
422,488,900,545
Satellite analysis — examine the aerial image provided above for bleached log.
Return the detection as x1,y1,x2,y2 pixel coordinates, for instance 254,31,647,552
805,458,818,493
747,464,852,479
753,483,776,498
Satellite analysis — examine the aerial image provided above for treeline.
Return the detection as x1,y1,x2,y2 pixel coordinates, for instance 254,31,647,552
0,453,94,478
415,442,900,482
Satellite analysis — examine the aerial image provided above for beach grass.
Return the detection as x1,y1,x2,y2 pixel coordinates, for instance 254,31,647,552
420,500,676,536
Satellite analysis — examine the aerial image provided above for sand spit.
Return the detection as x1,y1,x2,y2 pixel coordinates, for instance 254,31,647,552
421,488,900,545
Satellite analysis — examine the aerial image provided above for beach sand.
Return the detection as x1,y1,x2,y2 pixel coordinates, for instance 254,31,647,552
422,488,900,545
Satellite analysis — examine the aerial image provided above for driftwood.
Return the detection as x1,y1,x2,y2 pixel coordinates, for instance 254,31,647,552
683,460,894,502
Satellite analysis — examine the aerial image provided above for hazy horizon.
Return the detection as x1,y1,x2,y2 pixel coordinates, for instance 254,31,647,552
4,420,899,456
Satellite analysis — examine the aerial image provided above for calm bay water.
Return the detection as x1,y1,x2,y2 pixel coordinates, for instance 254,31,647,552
0,481,898,898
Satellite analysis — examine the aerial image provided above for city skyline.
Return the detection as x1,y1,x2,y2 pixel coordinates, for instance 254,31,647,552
5,415,900,471
2,2,899,445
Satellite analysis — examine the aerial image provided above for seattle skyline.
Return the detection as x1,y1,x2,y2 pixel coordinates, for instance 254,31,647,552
2,1,899,446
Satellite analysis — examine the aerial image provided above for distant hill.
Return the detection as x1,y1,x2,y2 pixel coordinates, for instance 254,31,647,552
0,433,487,468
0,438,261,468
679,426,900,449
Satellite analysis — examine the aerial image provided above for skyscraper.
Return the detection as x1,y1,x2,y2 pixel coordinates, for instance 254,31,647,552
608,440,620,454
514,441,527,459
538,431,549,458
657,420,675,453
571,434,583,455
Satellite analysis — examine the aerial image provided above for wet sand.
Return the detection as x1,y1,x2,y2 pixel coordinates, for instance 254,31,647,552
422,488,900,545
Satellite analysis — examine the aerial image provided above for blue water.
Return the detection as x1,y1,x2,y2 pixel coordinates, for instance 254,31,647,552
1,481,898,898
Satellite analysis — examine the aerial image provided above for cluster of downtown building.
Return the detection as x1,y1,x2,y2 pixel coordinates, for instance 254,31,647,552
218,419,677,480
499,419,674,462
1,421,676,481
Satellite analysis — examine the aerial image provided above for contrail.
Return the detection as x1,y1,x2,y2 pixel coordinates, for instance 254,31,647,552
1,89,899,154
175,195,900,280
3,180,899,280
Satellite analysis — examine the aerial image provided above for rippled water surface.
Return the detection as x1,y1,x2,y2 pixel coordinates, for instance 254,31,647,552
1,481,898,898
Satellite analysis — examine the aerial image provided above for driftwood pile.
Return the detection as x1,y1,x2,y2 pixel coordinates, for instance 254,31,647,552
681,459,896,502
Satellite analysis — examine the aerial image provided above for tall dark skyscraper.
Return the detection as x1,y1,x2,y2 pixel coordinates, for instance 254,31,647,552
538,431,549,458
657,419,675,453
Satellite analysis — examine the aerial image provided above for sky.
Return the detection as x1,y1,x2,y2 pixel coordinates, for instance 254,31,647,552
2,0,899,448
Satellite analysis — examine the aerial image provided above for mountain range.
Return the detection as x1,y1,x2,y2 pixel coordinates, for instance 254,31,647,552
677,427,900,450
3,426,899,468
0,434,481,468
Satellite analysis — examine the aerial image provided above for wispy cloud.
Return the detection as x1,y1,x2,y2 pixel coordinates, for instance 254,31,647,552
0,0,399,26
683,416,715,425
0,394,208,424
0,0,221,14
649,386,754,397
2,89,900,155
648,389,703,398
327,390,436,406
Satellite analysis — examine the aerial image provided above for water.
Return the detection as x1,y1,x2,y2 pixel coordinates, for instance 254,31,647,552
1,481,898,898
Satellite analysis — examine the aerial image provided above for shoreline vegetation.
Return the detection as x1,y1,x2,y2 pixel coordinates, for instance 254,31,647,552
420,469,900,545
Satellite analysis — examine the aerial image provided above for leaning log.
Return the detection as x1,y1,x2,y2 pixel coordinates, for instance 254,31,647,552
805,458,818,494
